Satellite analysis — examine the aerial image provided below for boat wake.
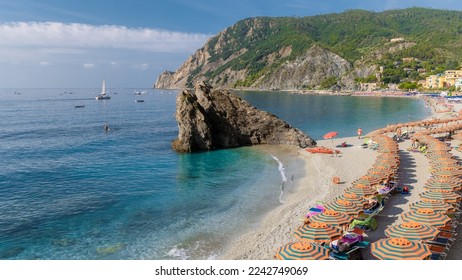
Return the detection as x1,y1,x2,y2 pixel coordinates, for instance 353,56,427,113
270,154,287,204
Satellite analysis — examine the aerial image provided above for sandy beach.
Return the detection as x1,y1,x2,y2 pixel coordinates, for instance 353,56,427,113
220,95,462,260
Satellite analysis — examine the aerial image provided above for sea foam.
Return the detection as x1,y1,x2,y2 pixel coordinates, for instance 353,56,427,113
270,154,287,203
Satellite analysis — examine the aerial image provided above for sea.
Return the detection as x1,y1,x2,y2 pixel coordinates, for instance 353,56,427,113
0,88,431,260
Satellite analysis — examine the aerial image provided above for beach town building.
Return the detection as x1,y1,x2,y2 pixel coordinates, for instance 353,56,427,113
425,75,443,89
359,82,380,91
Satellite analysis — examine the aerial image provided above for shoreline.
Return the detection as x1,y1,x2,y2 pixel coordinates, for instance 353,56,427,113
219,95,462,260
218,137,378,259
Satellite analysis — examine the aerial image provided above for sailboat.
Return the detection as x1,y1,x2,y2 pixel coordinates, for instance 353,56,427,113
95,79,111,100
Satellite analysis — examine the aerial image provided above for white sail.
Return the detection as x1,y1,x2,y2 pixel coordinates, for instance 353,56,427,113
101,79,106,95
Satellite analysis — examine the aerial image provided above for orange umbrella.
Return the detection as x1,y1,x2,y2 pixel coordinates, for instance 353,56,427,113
371,238,431,260
345,184,379,197
293,222,342,243
420,190,461,204
336,193,368,207
323,131,338,139
308,210,353,227
400,209,451,228
323,199,363,217
409,200,456,214
275,242,330,260
384,222,440,241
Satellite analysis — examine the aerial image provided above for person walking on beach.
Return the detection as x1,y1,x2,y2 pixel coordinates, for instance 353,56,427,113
357,127,362,139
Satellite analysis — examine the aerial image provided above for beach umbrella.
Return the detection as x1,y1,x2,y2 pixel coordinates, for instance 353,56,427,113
420,190,461,204
371,238,431,260
352,177,380,187
345,184,379,197
323,131,338,152
384,222,440,241
400,209,452,228
336,193,368,207
427,177,461,185
323,199,363,217
409,200,456,214
423,181,461,192
293,222,342,243
431,169,462,177
308,210,353,227
323,131,338,140
275,242,329,260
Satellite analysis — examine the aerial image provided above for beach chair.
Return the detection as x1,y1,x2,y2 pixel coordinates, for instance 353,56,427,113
349,216,378,231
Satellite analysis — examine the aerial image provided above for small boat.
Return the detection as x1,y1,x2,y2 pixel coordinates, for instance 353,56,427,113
135,99,144,103
74,105,85,108
95,79,111,100
306,146,341,154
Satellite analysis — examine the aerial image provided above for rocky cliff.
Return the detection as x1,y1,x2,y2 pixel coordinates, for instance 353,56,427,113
156,8,462,91
172,81,316,152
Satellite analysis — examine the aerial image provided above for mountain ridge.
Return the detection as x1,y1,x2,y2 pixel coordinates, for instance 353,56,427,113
155,7,462,91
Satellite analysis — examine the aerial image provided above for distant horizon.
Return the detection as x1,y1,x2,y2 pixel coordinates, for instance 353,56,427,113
1,1,462,88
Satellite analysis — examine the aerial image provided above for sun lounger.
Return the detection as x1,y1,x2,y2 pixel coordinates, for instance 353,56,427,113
349,216,378,231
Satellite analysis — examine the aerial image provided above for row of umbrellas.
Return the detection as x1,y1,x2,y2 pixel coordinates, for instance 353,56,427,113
275,134,402,259
366,109,462,138
370,128,462,260
276,105,462,259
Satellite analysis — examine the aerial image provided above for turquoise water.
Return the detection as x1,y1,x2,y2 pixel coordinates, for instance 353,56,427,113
0,89,430,259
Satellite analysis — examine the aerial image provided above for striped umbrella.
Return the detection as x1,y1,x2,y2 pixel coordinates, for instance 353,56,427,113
324,199,363,217
293,222,342,243
336,193,368,207
424,181,461,191
353,176,382,186
371,238,431,260
420,190,461,204
431,169,462,177
275,242,329,260
427,177,461,185
409,200,456,214
384,222,440,241
308,210,353,227
400,209,451,228
344,184,378,197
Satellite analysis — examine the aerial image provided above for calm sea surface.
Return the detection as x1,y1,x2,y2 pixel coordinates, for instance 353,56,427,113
0,88,430,259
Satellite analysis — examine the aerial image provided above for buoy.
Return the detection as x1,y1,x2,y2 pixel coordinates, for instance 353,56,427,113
332,176,340,184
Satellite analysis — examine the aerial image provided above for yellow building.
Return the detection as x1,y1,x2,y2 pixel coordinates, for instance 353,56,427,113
444,70,462,87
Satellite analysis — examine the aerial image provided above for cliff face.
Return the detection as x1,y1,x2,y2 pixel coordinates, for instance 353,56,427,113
172,81,316,152
156,8,462,91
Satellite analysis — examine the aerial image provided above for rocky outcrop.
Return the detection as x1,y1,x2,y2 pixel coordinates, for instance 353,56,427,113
172,81,316,152
258,45,352,90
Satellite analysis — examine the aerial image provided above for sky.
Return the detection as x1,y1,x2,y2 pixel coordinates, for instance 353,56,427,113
1,0,462,88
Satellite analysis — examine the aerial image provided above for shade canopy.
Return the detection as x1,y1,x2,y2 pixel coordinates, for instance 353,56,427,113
275,242,330,260
371,238,431,260
323,131,338,139
308,210,353,227
400,209,452,228
384,222,440,241
293,222,342,243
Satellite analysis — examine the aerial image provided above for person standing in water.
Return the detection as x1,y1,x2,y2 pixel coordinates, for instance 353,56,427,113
357,127,363,139
104,123,110,132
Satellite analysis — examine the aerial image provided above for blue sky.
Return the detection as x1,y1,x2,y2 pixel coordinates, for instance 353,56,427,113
1,0,461,88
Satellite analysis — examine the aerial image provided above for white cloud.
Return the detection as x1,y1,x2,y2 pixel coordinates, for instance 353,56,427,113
83,63,95,68
0,22,210,53
39,61,51,66
133,63,149,70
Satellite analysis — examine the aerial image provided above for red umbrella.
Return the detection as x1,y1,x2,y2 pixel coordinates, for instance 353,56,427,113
323,131,339,156
323,131,338,139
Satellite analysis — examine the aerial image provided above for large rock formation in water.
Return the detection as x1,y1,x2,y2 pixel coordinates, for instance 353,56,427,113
172,81,316,152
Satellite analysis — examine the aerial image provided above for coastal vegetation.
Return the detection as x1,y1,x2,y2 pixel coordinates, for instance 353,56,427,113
155,7,462,91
